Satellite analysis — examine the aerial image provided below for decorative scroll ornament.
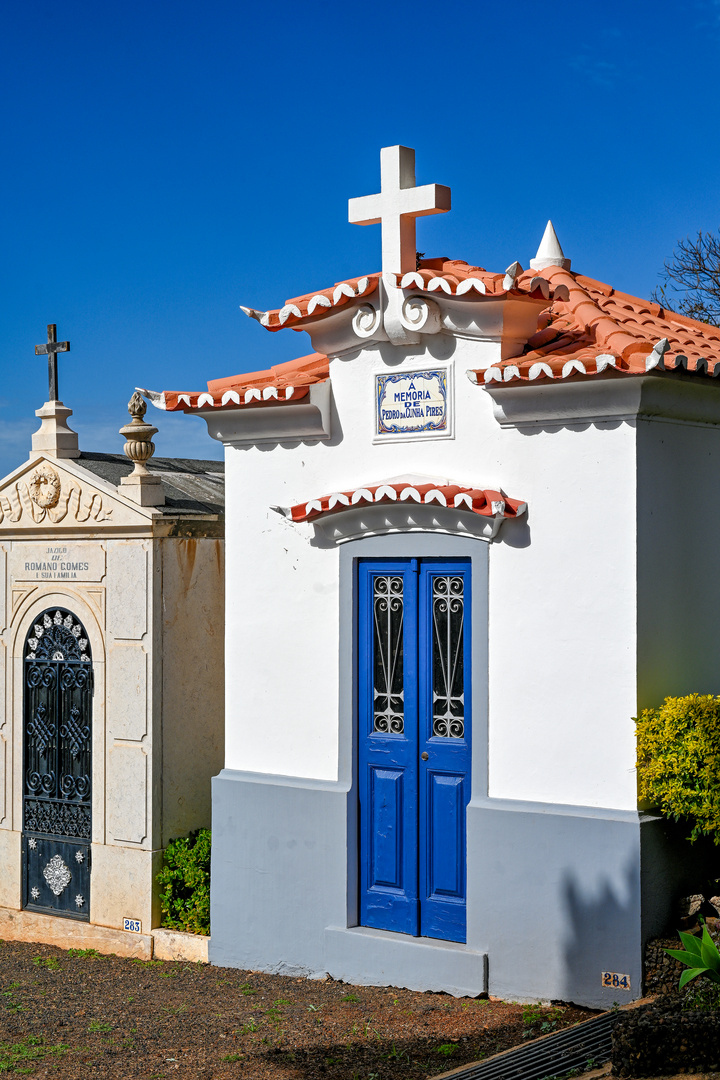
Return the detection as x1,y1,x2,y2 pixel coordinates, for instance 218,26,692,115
28,838,37,851
28,464,61,509
352,303,384,340
75,894,84,908
30,887,40,900
351,293,440,342
0,478,112,526
401,295,441,334
43,854,71,896
75,851,84,863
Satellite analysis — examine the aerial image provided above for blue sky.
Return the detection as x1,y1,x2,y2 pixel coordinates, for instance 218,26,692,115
2,0,720,477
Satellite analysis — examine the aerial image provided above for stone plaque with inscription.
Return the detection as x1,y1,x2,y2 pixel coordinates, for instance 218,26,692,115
10,542,106,583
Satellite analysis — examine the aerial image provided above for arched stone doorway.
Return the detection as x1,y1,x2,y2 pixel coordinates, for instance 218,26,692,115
22,608,92,920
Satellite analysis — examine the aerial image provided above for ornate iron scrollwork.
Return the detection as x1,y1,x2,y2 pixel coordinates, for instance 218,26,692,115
23,607,92,918
59,705,90,759
431,575,465,738
23,799,91,839
372,576,405,734
26,703,55,756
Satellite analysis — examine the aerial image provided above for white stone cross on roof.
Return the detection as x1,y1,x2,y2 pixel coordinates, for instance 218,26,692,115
348,146,451,277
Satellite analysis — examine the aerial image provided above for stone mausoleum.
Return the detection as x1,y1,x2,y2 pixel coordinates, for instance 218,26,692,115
0,364,224,958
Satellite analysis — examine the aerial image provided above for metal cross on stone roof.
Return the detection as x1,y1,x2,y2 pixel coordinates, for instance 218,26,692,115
35,324,70,402
349,146,451,276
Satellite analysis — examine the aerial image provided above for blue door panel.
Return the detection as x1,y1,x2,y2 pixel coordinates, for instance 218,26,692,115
369,766,404,889
426,772,465,898
359,558,470,944
358,561,419,936
418,561,471,943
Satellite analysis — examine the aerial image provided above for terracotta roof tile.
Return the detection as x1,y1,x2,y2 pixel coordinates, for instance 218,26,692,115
150,257,720,414
469,266,720,386
144,353,329,412
240,258,569,334
276,480,527,524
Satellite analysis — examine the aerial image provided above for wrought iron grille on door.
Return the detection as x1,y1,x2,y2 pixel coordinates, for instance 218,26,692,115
22,608,92,919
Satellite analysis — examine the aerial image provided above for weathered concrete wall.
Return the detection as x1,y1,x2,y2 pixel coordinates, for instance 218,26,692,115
160,537,224,843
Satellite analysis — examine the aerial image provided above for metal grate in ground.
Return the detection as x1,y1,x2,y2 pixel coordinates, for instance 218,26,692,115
438,1009,619,1080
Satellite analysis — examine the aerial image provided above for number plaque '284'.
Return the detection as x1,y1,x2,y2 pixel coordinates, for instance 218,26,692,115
602,971,631,990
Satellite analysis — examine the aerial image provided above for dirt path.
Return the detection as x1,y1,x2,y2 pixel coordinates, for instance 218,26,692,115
0,939,595,1078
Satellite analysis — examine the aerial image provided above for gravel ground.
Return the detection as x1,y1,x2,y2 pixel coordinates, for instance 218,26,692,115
0,939,595,1078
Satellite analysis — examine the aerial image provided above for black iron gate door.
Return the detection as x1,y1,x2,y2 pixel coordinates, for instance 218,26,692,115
22,608,92,920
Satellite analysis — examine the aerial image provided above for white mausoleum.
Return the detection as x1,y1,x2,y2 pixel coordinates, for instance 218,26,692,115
149,147,719,1006
0,376,224,958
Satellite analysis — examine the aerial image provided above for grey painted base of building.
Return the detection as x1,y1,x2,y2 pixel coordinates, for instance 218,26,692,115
210,770,716,1008
325,926,487,998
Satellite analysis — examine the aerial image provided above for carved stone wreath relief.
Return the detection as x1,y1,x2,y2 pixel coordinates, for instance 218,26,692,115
0,466,112,525
28,464,61,509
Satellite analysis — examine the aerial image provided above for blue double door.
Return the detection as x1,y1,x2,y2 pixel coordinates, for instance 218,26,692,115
358,559,471,943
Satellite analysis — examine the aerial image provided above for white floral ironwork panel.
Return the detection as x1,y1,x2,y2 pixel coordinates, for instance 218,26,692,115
26,611,90,663
372,576,405,734
43,854,71,896
431,575,465,738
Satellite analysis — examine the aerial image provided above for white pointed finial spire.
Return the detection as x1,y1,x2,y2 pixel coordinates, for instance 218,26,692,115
530,220,571,272
348,146,451,276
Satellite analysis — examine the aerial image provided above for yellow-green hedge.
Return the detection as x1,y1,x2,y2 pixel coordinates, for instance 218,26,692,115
636,694,720,844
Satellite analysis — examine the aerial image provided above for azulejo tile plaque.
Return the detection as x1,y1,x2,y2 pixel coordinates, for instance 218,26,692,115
375,368,449,439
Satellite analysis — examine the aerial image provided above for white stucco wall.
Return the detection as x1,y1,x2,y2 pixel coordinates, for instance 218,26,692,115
223,333,642,810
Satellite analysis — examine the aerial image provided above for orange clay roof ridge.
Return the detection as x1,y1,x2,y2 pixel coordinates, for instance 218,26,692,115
251,258,564,334
207,260,720,400
521,267,720,357
449,262,720,386
207,352,329,393
559,270,720,338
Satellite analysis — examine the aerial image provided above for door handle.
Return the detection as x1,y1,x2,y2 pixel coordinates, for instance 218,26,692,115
421,752,429,761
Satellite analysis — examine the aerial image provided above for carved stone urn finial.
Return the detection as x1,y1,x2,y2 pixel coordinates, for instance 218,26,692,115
128,390,147,421
119,391,165,507
121,391,156,470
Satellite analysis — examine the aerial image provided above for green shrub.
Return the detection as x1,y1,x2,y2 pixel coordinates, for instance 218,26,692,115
636,694,720,844
156,828,211,935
